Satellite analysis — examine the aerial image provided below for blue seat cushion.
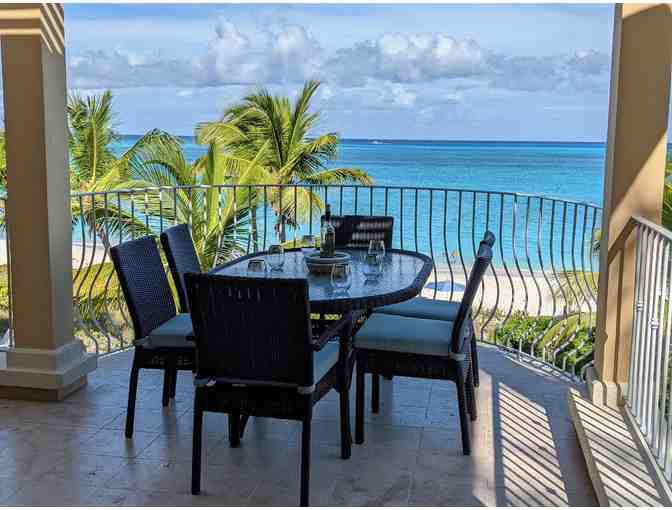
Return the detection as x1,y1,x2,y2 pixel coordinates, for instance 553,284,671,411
146,313,194,349
376,297,460,322
314,341,340,382
355,313,454,357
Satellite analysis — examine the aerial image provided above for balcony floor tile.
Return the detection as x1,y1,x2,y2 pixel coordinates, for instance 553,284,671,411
0,344,597,506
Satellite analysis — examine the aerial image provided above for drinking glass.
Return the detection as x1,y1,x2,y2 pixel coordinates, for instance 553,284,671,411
368,239,386,261
362,253,383,280
301,235,317,255
247,258,266,275
331,262,352,291
267,244,285,271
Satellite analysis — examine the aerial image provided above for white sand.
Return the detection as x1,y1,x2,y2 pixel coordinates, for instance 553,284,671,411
0,242,596,316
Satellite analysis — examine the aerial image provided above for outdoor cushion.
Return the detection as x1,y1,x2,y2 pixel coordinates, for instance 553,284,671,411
314,341,340,382
376,297,460,322
146,313,194,349
354,313,453,357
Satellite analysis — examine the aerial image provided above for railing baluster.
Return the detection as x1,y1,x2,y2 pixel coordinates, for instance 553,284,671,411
428,190,437,299
443,190,454,302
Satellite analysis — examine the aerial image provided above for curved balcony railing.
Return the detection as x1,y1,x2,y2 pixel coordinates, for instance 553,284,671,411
3,185,602,380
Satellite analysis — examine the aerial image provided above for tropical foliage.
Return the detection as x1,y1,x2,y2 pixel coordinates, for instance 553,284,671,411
197,80,372,242
494,311,594,374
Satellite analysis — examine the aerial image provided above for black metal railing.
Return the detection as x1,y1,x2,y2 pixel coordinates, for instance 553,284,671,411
4,185,601,379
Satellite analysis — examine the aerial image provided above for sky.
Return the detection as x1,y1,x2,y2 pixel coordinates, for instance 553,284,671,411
63,3,618,142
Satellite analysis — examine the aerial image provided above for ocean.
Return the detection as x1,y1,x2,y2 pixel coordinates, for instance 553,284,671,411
108,137,664,268
114,137,607,206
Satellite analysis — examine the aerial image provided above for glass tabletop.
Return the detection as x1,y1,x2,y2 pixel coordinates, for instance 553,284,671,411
211,248,433,314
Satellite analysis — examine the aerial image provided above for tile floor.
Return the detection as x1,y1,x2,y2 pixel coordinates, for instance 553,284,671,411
0,345,597,506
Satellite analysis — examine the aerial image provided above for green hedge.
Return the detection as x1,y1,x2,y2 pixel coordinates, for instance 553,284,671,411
493,311,594,374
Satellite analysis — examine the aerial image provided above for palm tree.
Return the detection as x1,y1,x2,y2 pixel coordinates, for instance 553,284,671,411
112,133,271,269
198,79,372,243
67,91,182,246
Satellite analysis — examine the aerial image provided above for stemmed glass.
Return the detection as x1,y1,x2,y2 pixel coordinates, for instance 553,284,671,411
331,262,352,292
267,244,285,272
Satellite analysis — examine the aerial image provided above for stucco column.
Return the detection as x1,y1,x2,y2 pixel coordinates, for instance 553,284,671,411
0,4,95,400
590,3,672,407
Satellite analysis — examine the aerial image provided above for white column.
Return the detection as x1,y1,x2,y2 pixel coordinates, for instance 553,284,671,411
0,4,95,400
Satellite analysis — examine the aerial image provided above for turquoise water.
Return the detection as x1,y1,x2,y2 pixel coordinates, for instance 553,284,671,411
109,137,610,268
114,136,607,206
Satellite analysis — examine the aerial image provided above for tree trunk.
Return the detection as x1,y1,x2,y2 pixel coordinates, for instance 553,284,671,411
251,208,259,252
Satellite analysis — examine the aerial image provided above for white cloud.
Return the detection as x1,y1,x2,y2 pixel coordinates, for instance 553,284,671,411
326,33,488,87
68,17,322,88
66,17,610,98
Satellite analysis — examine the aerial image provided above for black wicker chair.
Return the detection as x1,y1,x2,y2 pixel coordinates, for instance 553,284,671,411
321,214,394,250
374,230,495,387
110,236,194,437
160,224,201,313
185,273,355,507
354,242,493,455
317,214,395,337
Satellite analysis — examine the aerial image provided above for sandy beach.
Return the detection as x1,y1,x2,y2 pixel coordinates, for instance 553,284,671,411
0,242,595,316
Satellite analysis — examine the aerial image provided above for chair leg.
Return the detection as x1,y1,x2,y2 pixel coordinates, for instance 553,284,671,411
170,365,178,398
229,413,241,447
162,363,172,407
191,389,204,495
339,380,352,460
125,354,140,438
456,372,472,455
371,372,380,414
300,409,312,507
471,333,480,388
239,415,250,439
467,369,477,421
355,356,365,445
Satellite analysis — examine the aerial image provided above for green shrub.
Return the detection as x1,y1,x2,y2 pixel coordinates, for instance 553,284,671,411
495,311,595,375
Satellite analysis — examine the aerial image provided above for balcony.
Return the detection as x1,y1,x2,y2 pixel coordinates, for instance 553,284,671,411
0,344,595,506
0,184,599,505
0,3,671,507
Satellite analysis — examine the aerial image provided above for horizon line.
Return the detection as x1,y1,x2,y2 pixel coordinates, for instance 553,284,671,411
118,134,614,145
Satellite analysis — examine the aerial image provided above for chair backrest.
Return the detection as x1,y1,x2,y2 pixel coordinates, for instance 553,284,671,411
160,224,201,312
450,241,493,354
321,215,394,249
185,273,315,390
110,236,177,341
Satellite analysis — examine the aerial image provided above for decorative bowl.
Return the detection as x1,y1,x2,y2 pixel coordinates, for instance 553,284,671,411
304,251,351,274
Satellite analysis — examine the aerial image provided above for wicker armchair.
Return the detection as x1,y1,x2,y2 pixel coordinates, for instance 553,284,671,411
321,214,394,250
160,224,201,313
109,236,194,437
374,230,495,387
185,273,355,507
354,242,493,455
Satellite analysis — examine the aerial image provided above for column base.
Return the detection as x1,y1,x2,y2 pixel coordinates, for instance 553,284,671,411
0,339,97,401
0,375,87,401
585,365,627,408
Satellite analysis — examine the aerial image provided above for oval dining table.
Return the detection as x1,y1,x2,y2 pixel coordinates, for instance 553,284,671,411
210,247,434,315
